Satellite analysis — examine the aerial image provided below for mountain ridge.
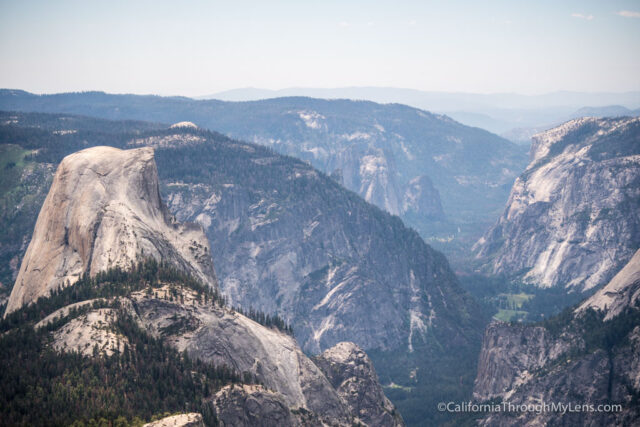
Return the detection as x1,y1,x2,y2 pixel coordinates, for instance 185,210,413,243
0,110,487,424
0,90,530,266
474,116,640,292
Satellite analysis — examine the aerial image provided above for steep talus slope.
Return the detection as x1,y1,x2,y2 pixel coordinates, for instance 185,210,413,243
6,146,217,314
475,116,640,291
471,252,640,425
1,141,401,426
0,90,529,253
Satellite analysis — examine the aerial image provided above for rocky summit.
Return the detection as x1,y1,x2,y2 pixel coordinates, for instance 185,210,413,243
6,146,217,314
475,116,640,292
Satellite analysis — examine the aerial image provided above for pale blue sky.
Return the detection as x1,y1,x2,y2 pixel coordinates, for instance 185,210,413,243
1,0,639,96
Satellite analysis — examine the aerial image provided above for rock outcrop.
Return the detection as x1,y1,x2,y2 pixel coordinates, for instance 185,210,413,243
129,285,349,419
475,117,640,292
472,322,578,401
45,282,402,425
315,342,404,427
51,307,128,357
402,175,444,220
211,385,307,426
6,146,217,314
577,248,640,320
6,143,401,425
143,413,204,427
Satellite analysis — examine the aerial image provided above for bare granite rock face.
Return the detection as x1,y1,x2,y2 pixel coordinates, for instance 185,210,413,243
129,285,350,420
472,252,640,425
45,283,402,425
6,146,217,314
402,175,444,220
51,307,128,357
472,322,579,401
475,331,640,426
474,117,640,292
143,413,203,427
315,342,405,427
154,132,485,361
211,385,307,427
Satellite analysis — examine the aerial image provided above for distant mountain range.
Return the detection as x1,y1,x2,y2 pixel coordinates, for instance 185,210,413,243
200,87,640,111
199,87,640,137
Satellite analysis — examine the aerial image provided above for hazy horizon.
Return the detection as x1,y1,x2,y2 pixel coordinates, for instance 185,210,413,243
4,85,640,98
1,0,639,97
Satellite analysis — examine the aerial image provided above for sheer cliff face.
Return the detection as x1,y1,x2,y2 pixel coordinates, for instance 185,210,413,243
472,253,640,426
6,146,217,314
475,117,640,291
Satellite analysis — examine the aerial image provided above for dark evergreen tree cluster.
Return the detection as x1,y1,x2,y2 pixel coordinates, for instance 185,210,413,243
539,304,640,353
0,258,303,425
0,258,225,332
0,307,239,426
233,305,293,336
